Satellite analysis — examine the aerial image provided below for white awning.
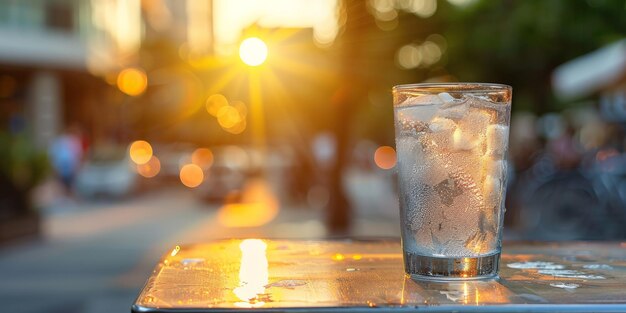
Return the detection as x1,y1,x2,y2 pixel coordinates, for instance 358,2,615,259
552,39,626,100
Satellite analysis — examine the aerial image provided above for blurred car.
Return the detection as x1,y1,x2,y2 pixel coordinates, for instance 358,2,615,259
74,148,137,199
194,146,251,203
155,143,197,181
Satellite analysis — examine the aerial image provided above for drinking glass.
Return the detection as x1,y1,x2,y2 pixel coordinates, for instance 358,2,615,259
393,83,512,280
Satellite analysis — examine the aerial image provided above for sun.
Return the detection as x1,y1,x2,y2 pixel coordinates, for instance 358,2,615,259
239,37,268,66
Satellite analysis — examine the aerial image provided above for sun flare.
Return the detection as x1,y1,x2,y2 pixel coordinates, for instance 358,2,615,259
239,37,268,66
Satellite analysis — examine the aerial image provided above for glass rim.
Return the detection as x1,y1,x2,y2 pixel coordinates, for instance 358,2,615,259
392,82,512,93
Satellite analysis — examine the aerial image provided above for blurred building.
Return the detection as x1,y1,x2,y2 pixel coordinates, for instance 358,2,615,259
0,0,135,148
0,0,218,146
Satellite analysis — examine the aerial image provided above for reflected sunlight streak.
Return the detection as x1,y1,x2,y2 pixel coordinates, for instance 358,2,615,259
234,239,269,308
170,245,181,257
248,69,266,147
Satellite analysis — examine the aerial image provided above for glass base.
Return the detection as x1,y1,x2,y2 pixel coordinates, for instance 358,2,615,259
404,251,500,281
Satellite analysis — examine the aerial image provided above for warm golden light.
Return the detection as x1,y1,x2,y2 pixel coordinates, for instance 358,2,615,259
213,0,339,53
117,67,147,96
129,140,153,165
234,239,268,308
463,283,469,304
217,106,242,128
225,119,247,134
191,148,214,170
217,179,279,227
206,94,229,116
332,253,345,261
170,245,180,257
136,156,161,178
232,101,248,117
179,164,204,188
374,146,397,169
239,37,268,66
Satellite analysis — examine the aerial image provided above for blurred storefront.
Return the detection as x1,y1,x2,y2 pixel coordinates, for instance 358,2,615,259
0,0,147,242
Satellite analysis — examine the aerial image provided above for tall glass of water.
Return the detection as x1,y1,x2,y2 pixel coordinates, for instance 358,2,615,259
392,83,512,280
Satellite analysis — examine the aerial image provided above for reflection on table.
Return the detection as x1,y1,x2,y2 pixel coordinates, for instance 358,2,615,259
134,240,626,312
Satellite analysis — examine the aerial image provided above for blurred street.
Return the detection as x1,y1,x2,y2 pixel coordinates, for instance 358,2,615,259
1,0,625,312
0,178,399,313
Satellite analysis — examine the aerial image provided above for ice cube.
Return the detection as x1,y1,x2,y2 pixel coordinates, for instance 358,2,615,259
437,93,469,119
483,159,506,181
434,176,464,206
453,128,478,150
429,117,456,133
483,174,503,209
396,103,439,124
437,92,455,103
397,135,448,185
453,109,494,151
397,117,428,135
399,94,443,107
414,144,450,184
419,94,444,105
405,184,432,230
465,108,494,129
396,136,423,173
439,102,469,119
485,124,509,157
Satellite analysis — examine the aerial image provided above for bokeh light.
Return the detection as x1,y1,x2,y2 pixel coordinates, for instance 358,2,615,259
231,101,248,118
447,0,477,7
191,148,214,170
217,106,242,128
136,156,161,178
239,37,268,66
179,164,204,188
397,44,422,69
215,101,248,134
374,145,397,169
117,67,148,96
411,0,437,18
225,120,247,134
396,40,443,69
206,94,229,116
421,40,442,65
129,140,153,165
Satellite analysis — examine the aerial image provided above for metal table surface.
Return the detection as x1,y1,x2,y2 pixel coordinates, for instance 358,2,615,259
132,239,626,312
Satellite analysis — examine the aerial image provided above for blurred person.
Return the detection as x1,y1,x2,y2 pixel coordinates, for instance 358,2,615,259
509,112,541,172
547,125,582,170
48,125,84,193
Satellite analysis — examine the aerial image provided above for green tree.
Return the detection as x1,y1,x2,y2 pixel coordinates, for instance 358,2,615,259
442,0,626,113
